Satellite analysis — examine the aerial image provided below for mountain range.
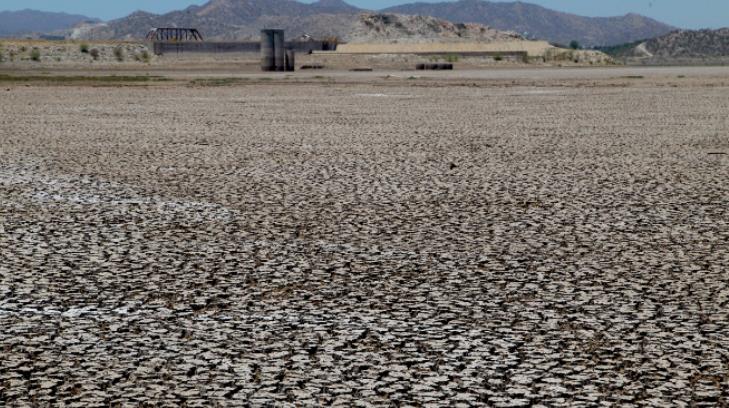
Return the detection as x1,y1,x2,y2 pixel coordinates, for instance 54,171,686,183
0,9,98,37
77,0,365,41
383,0,675,47
2,0,677,47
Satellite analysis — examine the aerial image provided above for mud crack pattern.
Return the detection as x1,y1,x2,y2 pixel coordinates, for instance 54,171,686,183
1,75,729,406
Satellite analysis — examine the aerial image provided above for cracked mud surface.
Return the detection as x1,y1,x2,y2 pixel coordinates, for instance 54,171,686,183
1,71,729,406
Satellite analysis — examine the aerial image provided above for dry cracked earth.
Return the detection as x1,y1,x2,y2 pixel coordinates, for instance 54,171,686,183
1,71,729,406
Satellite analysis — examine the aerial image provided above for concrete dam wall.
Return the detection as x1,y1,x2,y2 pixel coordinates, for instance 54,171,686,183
152,41,334,56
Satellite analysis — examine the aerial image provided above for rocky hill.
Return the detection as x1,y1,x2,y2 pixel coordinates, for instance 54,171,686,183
348,13,521,43
639,29,729,58
384,0,675,47
0,9,98,37
598,28,729,63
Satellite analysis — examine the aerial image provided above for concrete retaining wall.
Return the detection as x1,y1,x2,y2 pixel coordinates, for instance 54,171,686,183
335,41,554,57
152,41,332,56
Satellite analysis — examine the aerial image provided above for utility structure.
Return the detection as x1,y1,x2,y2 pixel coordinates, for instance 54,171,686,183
146,28,204,42
261,29,294,72
285,49,295,72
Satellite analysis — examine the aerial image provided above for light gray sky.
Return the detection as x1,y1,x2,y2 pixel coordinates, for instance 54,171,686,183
2,0,728,29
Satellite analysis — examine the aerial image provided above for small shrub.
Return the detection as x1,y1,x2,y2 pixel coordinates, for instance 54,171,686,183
89,48,100,60
134,50,150,63
494,54,503,62
80,43,90,53
445,54,459,63
30,48,41,62
570,40,581,50
0,48,4,63
20,46,27,53
113,46,124,62
188,77,248,87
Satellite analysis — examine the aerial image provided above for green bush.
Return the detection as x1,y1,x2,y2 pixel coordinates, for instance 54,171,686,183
89,48,100,60
0,47,4,63
113,46,124,62
570,40,581,50
445,54,460,63
30,48,41,62
80,43,90,53
494,54,503,62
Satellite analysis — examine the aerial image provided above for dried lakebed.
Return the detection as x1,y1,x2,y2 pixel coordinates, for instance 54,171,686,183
1,76,728,406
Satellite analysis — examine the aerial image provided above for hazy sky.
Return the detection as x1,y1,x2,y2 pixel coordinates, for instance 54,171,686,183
2,0,728,29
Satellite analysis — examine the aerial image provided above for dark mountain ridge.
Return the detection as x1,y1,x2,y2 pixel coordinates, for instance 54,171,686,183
0,9,99,37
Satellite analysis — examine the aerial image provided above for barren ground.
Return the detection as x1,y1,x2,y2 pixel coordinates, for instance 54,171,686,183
1,67,728,406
